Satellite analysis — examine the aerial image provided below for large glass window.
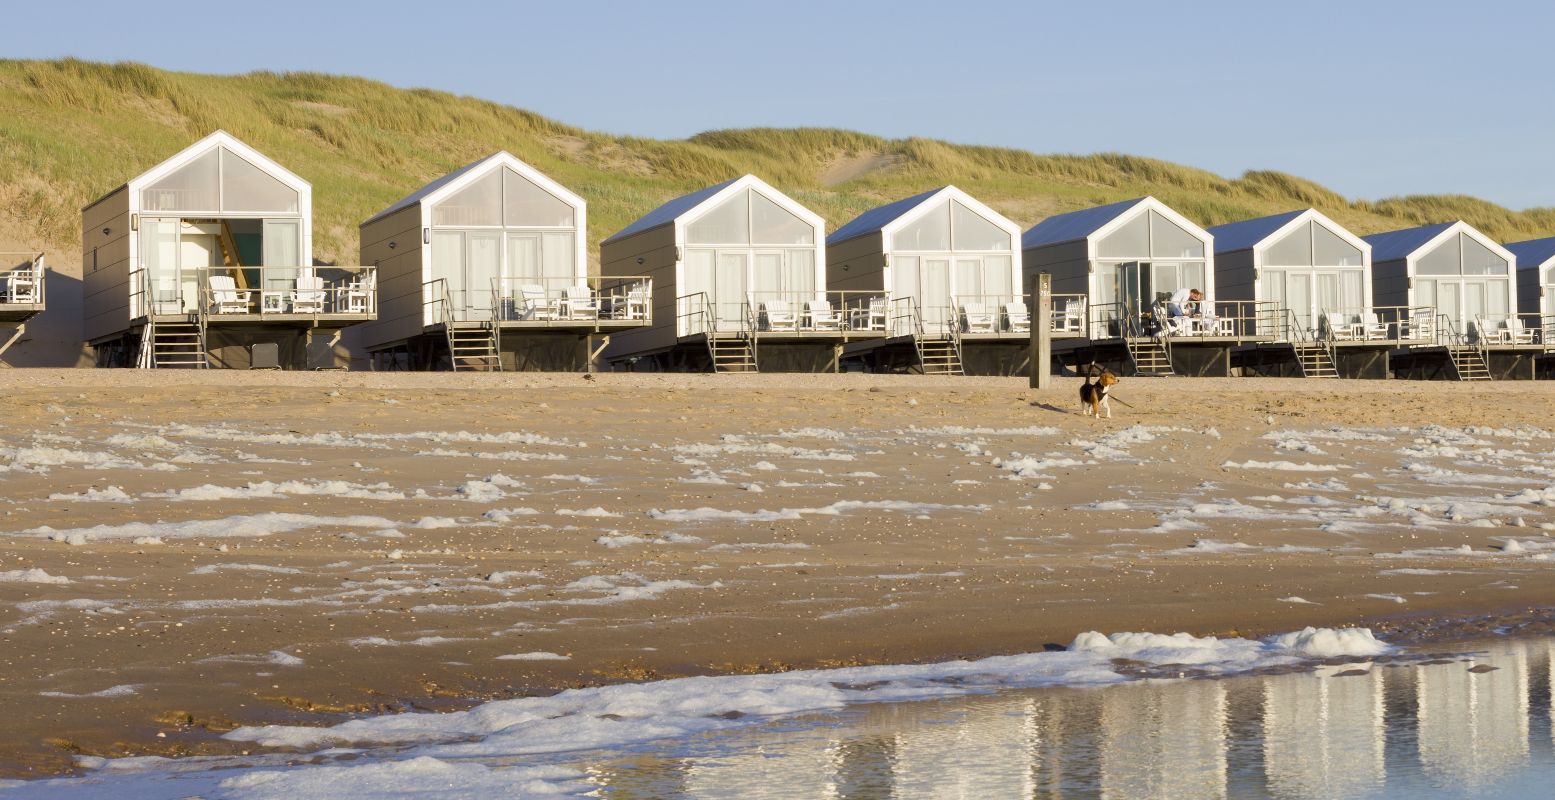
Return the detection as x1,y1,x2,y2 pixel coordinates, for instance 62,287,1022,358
1264,223,1314,266
1150,211,1205,258
221,150,299,213
1462,236,1508,275
751,192,814,244
433,171,503,227
140,147,299,214
950,201,1011,251
686,190,753,245
893,203,952,251
503,168,574,228
1313,224,1363,266
1417,232,1508,276
1097,213,1150,258
142,149,220,213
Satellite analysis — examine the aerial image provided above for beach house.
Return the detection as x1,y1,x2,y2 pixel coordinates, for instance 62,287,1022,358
358,152,648,371
600,175,857,372
1022,196,1252,376
1208,209,1418,378
826,186,1030,375
81,131,375,369
1365,221,1529,379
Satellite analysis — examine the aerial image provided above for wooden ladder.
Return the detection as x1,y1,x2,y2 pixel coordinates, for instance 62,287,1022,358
1292,342,1339,378
1447,345,1491,381
446,322,502,372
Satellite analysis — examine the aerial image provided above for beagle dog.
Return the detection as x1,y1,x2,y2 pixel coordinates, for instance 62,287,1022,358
1079,366,1119,419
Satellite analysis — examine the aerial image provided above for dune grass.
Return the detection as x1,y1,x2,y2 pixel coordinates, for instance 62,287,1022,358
2,58,1551,264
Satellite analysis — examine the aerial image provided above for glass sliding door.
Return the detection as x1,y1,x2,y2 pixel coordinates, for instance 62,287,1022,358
714,251,748,331
466,233,500,320
891,256,919,336
682,249,716,335
1437,282,1461,333
1288,273,1313,335
1260,270,1287,338
141,218,180,315
923,258,952,333
430,231,465,322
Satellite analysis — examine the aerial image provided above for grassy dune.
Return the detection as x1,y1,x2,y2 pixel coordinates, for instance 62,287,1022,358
3,58,1553,264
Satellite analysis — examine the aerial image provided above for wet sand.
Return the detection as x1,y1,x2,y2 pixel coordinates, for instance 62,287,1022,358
2,370,1554,777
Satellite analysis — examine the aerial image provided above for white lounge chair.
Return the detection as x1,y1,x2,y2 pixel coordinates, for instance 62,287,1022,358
519,284,555,320
291,275,326,314
1504,317,1537,344
1003,302,1030,333
208,275,252,314
562,285,599,319
1364,312,1390,340
1324,312,1360,341
805,300,842,331
850,297,887,331
760,299,797,331
961,302,995,333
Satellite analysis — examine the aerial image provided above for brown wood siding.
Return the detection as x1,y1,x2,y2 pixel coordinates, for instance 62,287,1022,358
601,225,678,358
357,205,425,350
82,187,131,343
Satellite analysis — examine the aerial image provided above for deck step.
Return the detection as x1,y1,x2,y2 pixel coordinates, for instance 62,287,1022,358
144,321,208,368
1125,337,1174,376
1447,346,1491,381
446,324,501,372
708,334,758,373
1292,343,1339,378
914,336,963,375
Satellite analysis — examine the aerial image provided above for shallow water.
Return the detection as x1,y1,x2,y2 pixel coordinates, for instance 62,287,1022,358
573,637,1554,799
4,635,1552,798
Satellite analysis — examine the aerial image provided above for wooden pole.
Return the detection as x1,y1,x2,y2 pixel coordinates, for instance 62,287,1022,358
1030,273,1052,389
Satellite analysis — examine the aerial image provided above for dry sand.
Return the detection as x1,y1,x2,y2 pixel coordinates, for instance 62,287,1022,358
2,370,1554,777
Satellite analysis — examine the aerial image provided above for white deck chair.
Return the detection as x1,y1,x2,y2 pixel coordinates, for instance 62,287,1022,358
805,300,842,331
761,299,797,331
1053,299,1083,333
1324,312,1359,341
961,302,995,333
562,285,599,319
1364,312,1390,340
623,285,650,320
5,268,38,303
519,284,555,320
1003,302,1030,333
208,275,252,314
291,275,326,314
1504,317,1537,344
850,297,887,331
341,275,371,313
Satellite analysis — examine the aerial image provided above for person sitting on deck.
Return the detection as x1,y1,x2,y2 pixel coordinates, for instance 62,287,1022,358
1168,288,1203,319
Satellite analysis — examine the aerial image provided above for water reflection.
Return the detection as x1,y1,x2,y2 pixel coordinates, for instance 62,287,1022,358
576,637,1555,799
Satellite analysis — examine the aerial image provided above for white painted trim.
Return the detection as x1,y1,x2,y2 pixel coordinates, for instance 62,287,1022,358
878,185,1023,247
1249,209,1373,270
416,151,587,219
671,174,826,245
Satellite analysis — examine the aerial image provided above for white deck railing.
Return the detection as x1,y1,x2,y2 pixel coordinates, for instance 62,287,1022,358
459,276,654,326
133,265,376,318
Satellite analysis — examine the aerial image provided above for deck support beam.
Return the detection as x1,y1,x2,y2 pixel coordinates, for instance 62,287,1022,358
0,324,24,362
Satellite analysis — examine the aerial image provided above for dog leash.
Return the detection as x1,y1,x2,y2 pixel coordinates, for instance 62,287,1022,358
1106,395,1137,409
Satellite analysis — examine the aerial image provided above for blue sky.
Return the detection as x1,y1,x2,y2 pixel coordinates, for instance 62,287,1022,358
10,0,1553,209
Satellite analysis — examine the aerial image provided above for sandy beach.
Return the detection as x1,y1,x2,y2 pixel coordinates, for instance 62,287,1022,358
2,370,1554,778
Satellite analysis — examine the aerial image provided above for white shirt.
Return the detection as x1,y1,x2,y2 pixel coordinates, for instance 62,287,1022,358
1169,288,1193,307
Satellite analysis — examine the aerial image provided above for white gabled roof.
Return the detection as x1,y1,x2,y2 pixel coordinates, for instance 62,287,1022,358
1208,208,1371,263
829,185,1020,248
604,174,823,245
1021,196,1212,258
1364,220,1515,267
126,130,310,196
363,151,583,226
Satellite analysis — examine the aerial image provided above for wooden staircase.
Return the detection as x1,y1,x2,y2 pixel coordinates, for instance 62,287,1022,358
708,331,758,372
446,322,501,372
1447,345,1491,381
139,317,208,368
1292,342,1339,378
914,335,964,375
1124,337,1174,376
